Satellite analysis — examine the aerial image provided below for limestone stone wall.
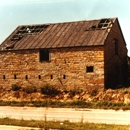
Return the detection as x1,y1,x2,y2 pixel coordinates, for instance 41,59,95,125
104,19,128,88
0,46,104,90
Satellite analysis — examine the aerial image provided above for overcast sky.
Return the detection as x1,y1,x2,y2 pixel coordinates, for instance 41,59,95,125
0,0,130,55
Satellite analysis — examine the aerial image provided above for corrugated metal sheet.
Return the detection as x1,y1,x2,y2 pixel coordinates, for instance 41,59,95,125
0,18,116,51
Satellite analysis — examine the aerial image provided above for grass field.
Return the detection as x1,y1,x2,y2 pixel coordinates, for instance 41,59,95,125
0,100,130,110
0,117,130,130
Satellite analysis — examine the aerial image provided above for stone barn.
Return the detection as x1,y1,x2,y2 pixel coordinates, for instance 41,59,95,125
0,18,128,90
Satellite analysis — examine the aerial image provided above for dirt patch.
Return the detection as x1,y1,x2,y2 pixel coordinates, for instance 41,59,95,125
0,87,130,104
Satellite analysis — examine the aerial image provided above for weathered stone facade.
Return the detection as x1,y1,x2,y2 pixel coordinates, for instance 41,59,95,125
0,18,128,90
104,20,128,88
0,47,104,90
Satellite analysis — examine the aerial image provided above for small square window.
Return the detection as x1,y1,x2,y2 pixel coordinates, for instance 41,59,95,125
39,49,50,62
25,75,28,80
86,66,94,73
38,75,41,79
51,75,53,79
14,75,17,79
3,75,5,79
63,75,66,79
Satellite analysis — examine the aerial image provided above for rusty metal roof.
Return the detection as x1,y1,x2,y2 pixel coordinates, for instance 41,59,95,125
0,18,116,51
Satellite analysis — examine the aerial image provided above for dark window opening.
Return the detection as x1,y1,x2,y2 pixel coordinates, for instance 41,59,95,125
39,49,50,62
114,38,118,55
63,75,66,79
3,75,5,79
86,66,94,73
25,75,28,80
14,75,17,79
51,75,53,79
38,75,41,79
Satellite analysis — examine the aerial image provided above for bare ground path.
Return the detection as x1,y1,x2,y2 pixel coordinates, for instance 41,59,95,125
0,125,39,130
0,106,130,125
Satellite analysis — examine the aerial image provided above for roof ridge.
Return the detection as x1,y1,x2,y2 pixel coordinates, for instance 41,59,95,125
17,17,117,27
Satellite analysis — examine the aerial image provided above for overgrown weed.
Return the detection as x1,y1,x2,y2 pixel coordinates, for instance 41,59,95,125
0,117,129,130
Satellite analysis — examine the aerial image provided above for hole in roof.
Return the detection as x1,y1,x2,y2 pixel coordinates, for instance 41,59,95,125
86,19,111,31
27,28,31,33
91,25,96,29
99,19,108,23
10,24,49,42
98,19,110,28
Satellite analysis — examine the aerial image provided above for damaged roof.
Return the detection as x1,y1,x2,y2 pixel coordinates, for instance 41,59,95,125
0,18,116,51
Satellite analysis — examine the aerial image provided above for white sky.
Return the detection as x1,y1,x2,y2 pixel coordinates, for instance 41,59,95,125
0,0,130,55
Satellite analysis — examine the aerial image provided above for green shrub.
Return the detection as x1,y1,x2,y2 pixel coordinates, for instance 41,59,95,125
22,86,37,94
11,84,21,91
91,89,99,96
69,89,76,96
40,84,60,95
0,117,129,130
69,89,83,96
119,87,130,94
69,100,88,108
